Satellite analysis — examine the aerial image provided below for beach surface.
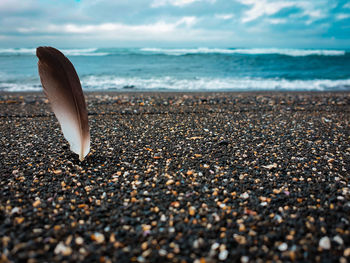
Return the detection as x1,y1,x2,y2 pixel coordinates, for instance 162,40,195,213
0,92,350,262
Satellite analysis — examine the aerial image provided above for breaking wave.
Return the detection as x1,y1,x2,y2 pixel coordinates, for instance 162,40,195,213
140,48,346,57
0,48,107,56
3,76,349,92
0,47,347,57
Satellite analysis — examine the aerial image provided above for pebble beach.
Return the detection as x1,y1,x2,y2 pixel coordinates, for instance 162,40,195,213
0,91,350,262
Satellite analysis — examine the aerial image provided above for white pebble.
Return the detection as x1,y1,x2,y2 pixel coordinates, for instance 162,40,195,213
333,235,344,245
319,236,331,250
11,207,20,214
241,256,249,263
75,237,84,245
211,242,220,250
240,192,249,199
92,232,105,244
137,256,145,263
219,250,228,260
54,242,72,256
278,242,288,251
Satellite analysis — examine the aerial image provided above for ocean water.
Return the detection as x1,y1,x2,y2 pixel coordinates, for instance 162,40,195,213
0,47,349,92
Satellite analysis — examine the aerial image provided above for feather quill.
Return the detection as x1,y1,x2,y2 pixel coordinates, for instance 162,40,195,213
36,46,90,161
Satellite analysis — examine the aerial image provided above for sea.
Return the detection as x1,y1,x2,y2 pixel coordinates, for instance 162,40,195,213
0,47,349,92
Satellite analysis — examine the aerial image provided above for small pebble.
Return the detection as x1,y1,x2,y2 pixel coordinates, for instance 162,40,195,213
91,232,105,244
218,250,228,260
54,242,72,256
333,235,344,245
211,242,220,250
241,256,249,263
240,192,249,199
33,199,41,208
319,236,331,250
11,207,20,214
75,237,84,245
189,206,196,216
278,243,288,251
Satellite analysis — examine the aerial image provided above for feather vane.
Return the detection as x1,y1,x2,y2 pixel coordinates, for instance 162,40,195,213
36,46,90,161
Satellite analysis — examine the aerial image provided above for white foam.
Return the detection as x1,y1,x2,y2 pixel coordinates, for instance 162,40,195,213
80,76,350,91
0,48,36,55
140,47,346,56
60,48,109,56
0,82,42,92
0,47,345,57
2,76,350,92
0,48,108,56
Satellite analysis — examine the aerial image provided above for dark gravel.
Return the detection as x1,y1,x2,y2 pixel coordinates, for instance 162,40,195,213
0,92,350,263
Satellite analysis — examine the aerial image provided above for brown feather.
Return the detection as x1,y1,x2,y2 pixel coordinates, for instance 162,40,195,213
36,46,90,161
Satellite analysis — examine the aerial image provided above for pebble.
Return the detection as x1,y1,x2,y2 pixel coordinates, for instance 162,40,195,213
211,242,220,250
91,232,105,244
54,242,72,256
189,206,196,216
241,256,249,263
319,237,331,250
10,207,20,214
262,163,277,169
278,242,288,251
218,250,228,260
333,235,344,246
32,199,41,207
344,248,350,257
240,192,249,199
75,237,84,245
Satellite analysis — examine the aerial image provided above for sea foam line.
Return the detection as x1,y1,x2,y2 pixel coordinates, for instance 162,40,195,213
140,48,346,56
80,76,350,91
2,76,350,92
0,48,107,56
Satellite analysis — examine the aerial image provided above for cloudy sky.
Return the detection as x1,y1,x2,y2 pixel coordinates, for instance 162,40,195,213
0,0,349,48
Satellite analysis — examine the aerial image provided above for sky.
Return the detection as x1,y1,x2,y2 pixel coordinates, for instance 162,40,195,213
0,0,349,48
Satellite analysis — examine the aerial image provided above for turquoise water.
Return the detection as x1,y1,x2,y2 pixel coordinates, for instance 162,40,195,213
0,47,349,92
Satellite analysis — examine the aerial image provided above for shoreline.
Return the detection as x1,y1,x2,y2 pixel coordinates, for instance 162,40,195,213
1,92,350,262
2,90,350,95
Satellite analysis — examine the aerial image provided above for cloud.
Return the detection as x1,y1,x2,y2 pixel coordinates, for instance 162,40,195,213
0,0,35,13
336,13,350,20
151,0,215,7
152,0,197,7
237,0,325,24
238,0,295,23
215,14,234,20
0,0,349,48
266,18,287,24
16,17,198,35
12,16,206,46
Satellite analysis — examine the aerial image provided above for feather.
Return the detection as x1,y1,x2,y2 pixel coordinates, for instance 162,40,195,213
36,46,90,161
